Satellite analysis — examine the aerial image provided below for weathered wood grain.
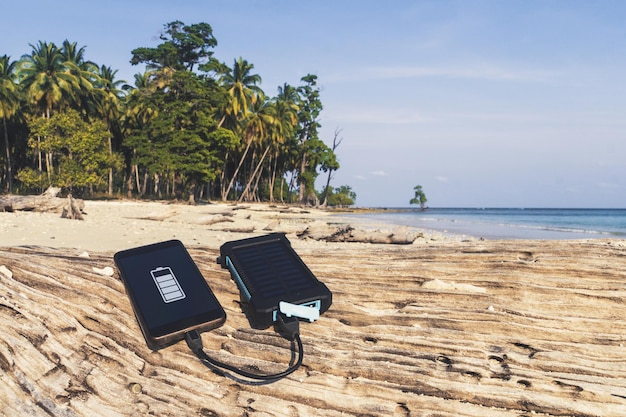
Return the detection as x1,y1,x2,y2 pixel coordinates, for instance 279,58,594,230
1,239,625,416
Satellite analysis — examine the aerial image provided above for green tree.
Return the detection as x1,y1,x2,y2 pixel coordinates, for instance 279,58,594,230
19,109,120,193
130,21,217,72
320,128,342,207
127,21,231,200
410,185,428,210
296,74,323,204
0,55,20,192
126,70,236,203
326,185,356,207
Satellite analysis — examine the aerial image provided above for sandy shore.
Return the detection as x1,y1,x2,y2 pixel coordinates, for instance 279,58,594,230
0,199,448,252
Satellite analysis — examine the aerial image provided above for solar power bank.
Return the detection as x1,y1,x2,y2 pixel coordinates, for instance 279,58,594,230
114,240,226,350
217,233,332,329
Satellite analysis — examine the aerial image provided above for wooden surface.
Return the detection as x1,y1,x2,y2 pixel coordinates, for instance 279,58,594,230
1,239,625,416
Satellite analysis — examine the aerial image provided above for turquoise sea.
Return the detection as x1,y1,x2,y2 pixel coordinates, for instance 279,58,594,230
343,208,626,240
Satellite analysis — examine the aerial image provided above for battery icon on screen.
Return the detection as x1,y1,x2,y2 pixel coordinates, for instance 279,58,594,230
150,266,186,303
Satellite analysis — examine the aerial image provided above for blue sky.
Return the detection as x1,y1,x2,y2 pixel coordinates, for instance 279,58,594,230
2,0,626,207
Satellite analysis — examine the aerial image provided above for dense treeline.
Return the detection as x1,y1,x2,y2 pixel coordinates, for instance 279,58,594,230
0,21,354,205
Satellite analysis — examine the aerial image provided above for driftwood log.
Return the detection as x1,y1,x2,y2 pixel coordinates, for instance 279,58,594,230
1,188,84,220
1,240,625,416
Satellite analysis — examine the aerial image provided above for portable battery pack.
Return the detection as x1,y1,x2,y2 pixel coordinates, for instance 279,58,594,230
114,240,226,350
217,233,332,329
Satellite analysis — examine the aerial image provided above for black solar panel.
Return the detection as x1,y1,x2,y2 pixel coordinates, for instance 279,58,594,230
234,243,313,298
218,233,332,328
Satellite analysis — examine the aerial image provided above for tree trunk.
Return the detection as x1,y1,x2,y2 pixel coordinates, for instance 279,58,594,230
320,171,333,207
222,136,253,201
321,129,342,207
297,150,307,203
107,137,113,196
238,145,270,203
153,173,160,197
219,150,230,200
126,168,134,198
268,151,278,202
134,165,141,195
36,135,42,173
45,152,52,185
141,171,148,196
187,184,197,205
2,117,12,193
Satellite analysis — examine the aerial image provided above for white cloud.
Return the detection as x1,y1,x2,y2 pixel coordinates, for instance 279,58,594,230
435,176,449,183
597,181,621,190
327,64,557,84
371,170,388,177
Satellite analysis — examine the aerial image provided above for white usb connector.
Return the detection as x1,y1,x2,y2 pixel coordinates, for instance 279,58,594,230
279,301,320,322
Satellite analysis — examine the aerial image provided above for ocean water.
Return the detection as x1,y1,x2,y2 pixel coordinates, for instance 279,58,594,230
342,208,626,240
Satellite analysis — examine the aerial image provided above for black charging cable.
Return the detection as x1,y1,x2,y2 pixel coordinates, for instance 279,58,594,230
185,312,303,384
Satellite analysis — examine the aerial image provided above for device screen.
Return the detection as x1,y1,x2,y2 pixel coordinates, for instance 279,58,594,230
114,240,225,339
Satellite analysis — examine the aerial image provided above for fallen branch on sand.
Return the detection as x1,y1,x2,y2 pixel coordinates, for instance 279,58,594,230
126,210,178,221
298,221,420,244
195,215,235,226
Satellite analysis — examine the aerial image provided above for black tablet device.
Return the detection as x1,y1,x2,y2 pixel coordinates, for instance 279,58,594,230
217,233,332,329
114,240,226,350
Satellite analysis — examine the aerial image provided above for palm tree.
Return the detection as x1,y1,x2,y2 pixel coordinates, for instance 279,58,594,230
218,57,263,124
267,84,299,201
0,55,20,192
19,41,80,118
95,65,126,108
123,72,158,126
121,71,159,196
94,65,126,195
237,98,279,202
218,57,264,200
19,41,81,177
60,40,99,114
223,93,269,201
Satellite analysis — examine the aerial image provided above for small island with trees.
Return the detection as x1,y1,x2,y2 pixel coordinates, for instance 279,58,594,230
0,21,356,207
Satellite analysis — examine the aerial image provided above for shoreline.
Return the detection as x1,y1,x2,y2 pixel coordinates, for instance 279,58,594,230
0,199,461,252
2,199,622,252
340,207,626,241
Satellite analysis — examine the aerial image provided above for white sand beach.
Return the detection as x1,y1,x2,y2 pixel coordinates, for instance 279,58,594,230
0,199,444,252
